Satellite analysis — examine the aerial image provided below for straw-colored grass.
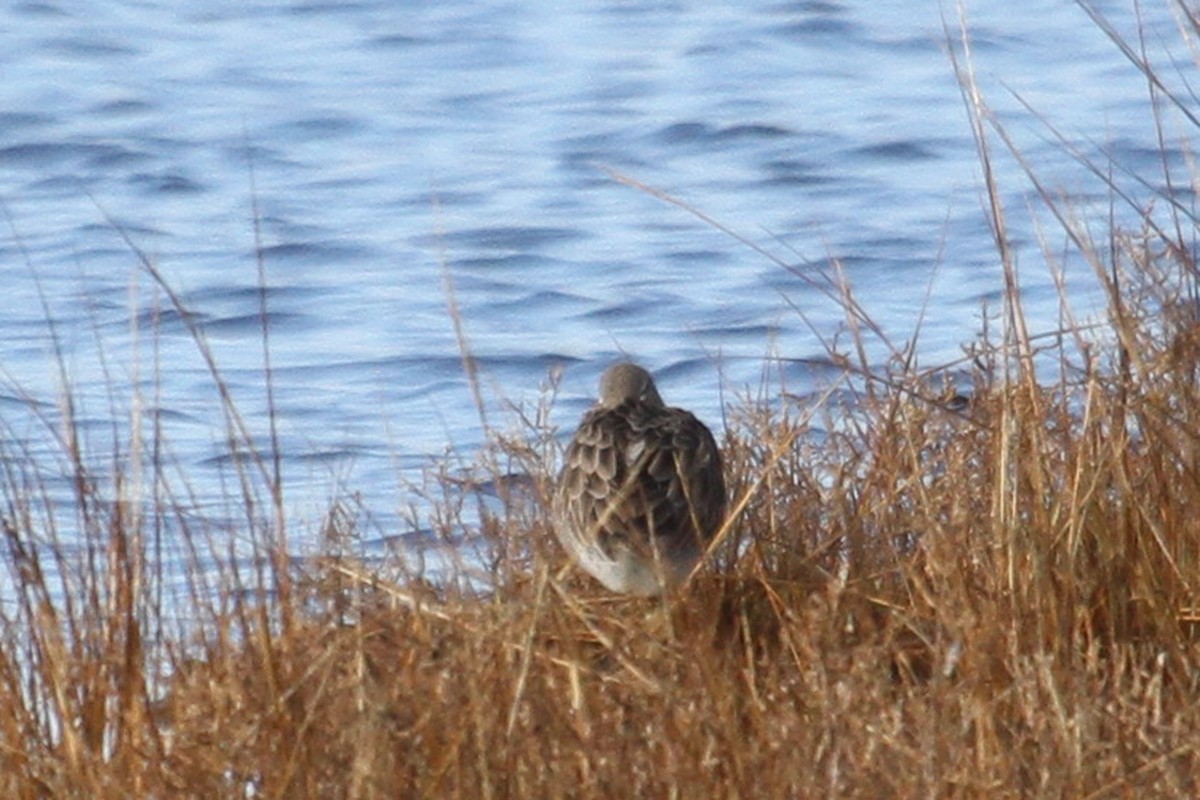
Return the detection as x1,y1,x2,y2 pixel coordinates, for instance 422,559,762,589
3,5,1200,798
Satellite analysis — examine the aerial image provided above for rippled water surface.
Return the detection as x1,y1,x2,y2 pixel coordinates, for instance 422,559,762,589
0,0,1185,555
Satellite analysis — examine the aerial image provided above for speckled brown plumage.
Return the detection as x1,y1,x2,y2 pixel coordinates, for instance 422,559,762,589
554,363,725,595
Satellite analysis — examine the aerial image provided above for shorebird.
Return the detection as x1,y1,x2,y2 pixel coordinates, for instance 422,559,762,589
554,362,726,595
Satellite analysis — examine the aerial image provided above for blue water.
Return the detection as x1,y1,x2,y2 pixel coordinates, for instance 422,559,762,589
0,0,1185,568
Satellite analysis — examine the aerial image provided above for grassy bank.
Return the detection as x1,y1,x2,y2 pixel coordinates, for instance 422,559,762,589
3,6,1200,798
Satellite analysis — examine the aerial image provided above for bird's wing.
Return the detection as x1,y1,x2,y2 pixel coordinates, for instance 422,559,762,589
557,401,725,560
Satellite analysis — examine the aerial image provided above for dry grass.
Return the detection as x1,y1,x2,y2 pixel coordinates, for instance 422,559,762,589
4,5,1200,798
7,302,1199,798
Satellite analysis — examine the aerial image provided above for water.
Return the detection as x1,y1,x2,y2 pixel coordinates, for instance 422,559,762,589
0,0,1186,564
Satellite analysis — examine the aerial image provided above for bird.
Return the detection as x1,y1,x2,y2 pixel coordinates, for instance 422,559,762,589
554,362,726,595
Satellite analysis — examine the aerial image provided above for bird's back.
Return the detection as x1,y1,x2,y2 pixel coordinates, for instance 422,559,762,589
555,397,725,593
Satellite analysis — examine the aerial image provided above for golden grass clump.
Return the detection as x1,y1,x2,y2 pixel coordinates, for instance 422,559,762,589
3,226,1199,797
